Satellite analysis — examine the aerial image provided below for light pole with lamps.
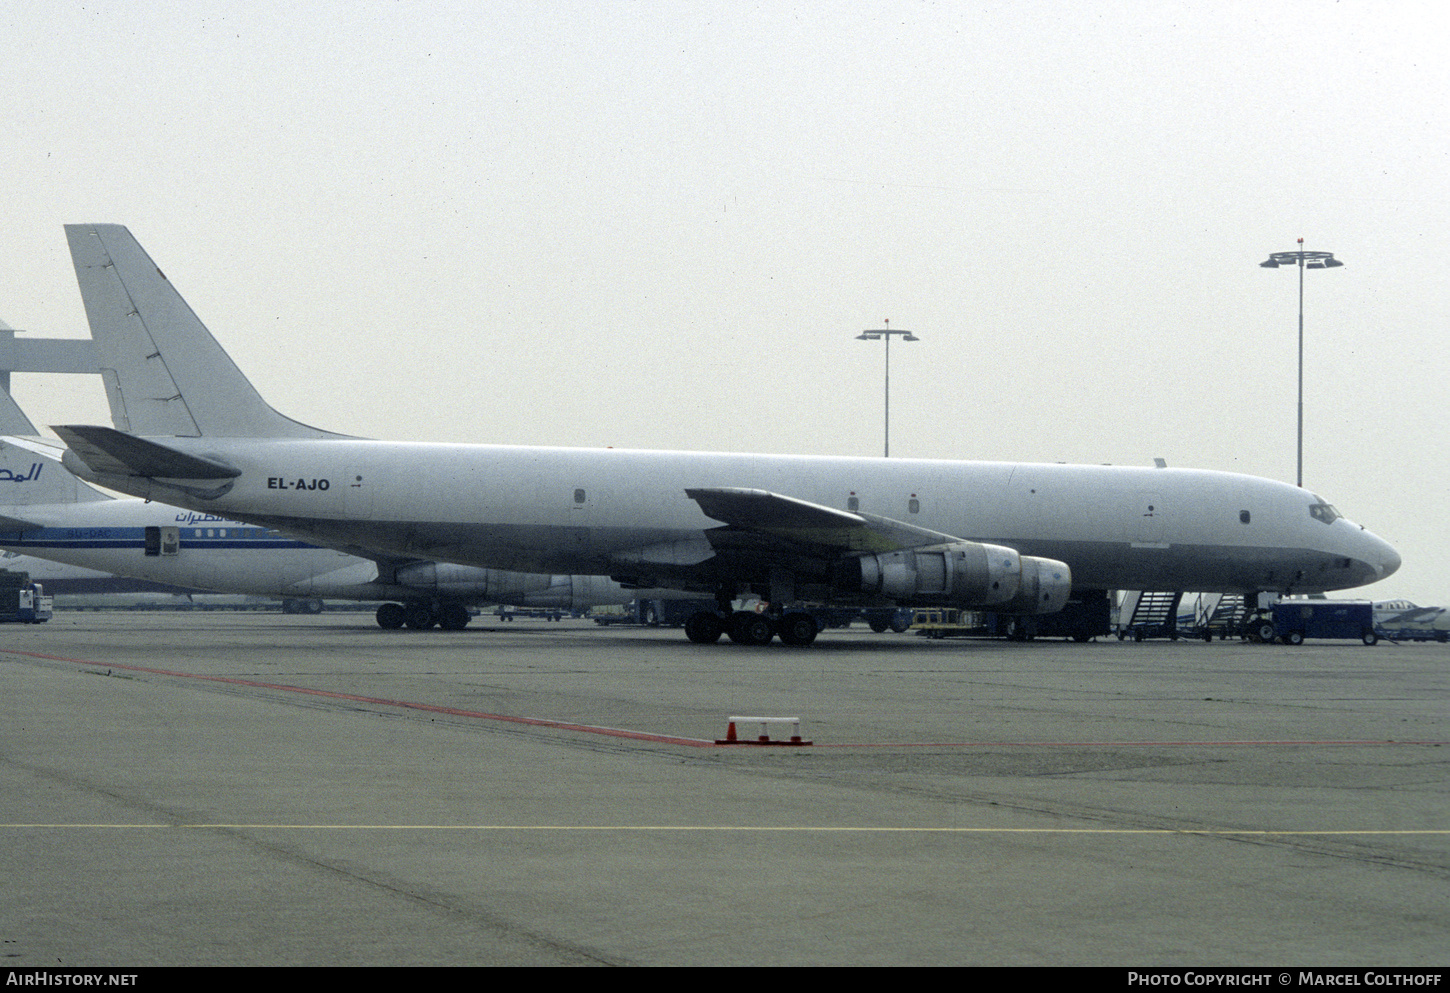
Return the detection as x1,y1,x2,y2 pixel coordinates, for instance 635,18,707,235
855,319,919,457
1259,240,1343,488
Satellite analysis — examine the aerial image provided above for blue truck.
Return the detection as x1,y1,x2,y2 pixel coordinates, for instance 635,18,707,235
1269,600,1377,646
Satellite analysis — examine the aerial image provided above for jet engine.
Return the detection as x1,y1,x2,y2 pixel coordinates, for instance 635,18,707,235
393,561,557,601
840,541,1071,615
391,563,633,610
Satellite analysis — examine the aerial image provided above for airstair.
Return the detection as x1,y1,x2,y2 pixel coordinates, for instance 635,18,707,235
1117,590,1183,641
1190,593,1248,641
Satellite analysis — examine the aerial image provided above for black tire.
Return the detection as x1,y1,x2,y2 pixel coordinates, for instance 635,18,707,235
1287,630,1304,646
438,603,471,630
1362,629,1378,646
1256,621,1276,643
404,603,436,629
730,611,774,646
778,612,818,646
684,611,723,644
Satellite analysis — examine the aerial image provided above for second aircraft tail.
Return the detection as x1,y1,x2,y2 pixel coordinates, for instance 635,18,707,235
0,390,110,510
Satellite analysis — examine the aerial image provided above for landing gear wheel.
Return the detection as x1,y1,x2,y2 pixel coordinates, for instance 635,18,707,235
404,603,437,629
777,612,818,646
684,611,723,644
728,611,775,646
376,602,406,629
438,603,472,630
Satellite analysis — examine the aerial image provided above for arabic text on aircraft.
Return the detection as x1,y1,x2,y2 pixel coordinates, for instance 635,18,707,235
0,464,43,483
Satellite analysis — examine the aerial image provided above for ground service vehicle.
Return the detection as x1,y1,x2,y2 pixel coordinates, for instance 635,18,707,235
0,570,52,623
1270,600,1377,645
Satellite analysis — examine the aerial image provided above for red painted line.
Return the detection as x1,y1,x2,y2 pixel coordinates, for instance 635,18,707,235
814,738,1450,747
6,648,1446,749
2,648,715,748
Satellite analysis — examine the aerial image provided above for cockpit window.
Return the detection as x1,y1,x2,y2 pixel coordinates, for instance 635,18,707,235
1309,503,1341,525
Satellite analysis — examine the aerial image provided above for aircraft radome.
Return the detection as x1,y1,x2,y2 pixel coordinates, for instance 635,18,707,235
51,224,1400,646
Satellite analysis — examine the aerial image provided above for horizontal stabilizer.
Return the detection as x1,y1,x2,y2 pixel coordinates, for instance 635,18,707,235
52,425,240,480
685,486,965,554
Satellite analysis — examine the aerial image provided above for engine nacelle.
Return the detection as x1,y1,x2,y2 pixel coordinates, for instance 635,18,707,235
992,554,1072,615
393,561,557,600
844,541,1071,615
391,564,635,610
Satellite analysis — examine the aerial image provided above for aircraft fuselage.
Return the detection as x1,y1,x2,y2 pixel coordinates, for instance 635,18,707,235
66,439,1401,598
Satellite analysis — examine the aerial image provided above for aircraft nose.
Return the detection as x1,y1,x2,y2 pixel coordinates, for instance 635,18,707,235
1362,529,1401,581
1377,537,1402,580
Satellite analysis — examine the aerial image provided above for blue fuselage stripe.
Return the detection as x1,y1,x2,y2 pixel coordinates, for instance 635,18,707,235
0,526,317,552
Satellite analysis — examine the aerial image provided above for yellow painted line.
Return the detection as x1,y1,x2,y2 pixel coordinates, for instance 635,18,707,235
2,824,1446,835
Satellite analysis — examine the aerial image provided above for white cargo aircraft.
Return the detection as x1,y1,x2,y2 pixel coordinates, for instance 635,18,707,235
49,224,1400,646
0,390,635,627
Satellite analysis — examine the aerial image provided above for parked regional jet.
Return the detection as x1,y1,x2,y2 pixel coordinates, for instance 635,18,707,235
0,390,634,627
51,224,1400,645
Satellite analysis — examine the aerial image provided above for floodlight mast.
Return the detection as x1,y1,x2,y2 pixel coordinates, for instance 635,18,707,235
1259,240,1343,488
855,319,919,457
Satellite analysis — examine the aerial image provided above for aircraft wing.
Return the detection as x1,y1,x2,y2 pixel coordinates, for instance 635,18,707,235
52,425,240,480
0,434,70,461
685,487,967,554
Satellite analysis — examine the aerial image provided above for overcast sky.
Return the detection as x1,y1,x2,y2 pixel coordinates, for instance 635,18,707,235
4,1,1447,602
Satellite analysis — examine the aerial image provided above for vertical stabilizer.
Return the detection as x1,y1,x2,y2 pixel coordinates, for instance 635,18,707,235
0,439,111,507
0,387,38,435
65,224,348,440
1,390,111,506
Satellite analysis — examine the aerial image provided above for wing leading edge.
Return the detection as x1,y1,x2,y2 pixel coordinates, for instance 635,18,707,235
683,486,1072,615
685,486,964,554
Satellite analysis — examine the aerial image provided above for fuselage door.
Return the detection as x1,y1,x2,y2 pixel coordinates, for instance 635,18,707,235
144,526,181,557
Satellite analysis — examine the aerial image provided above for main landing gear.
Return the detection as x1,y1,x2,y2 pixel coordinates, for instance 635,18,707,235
375,601,473,631
683,609,821,647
